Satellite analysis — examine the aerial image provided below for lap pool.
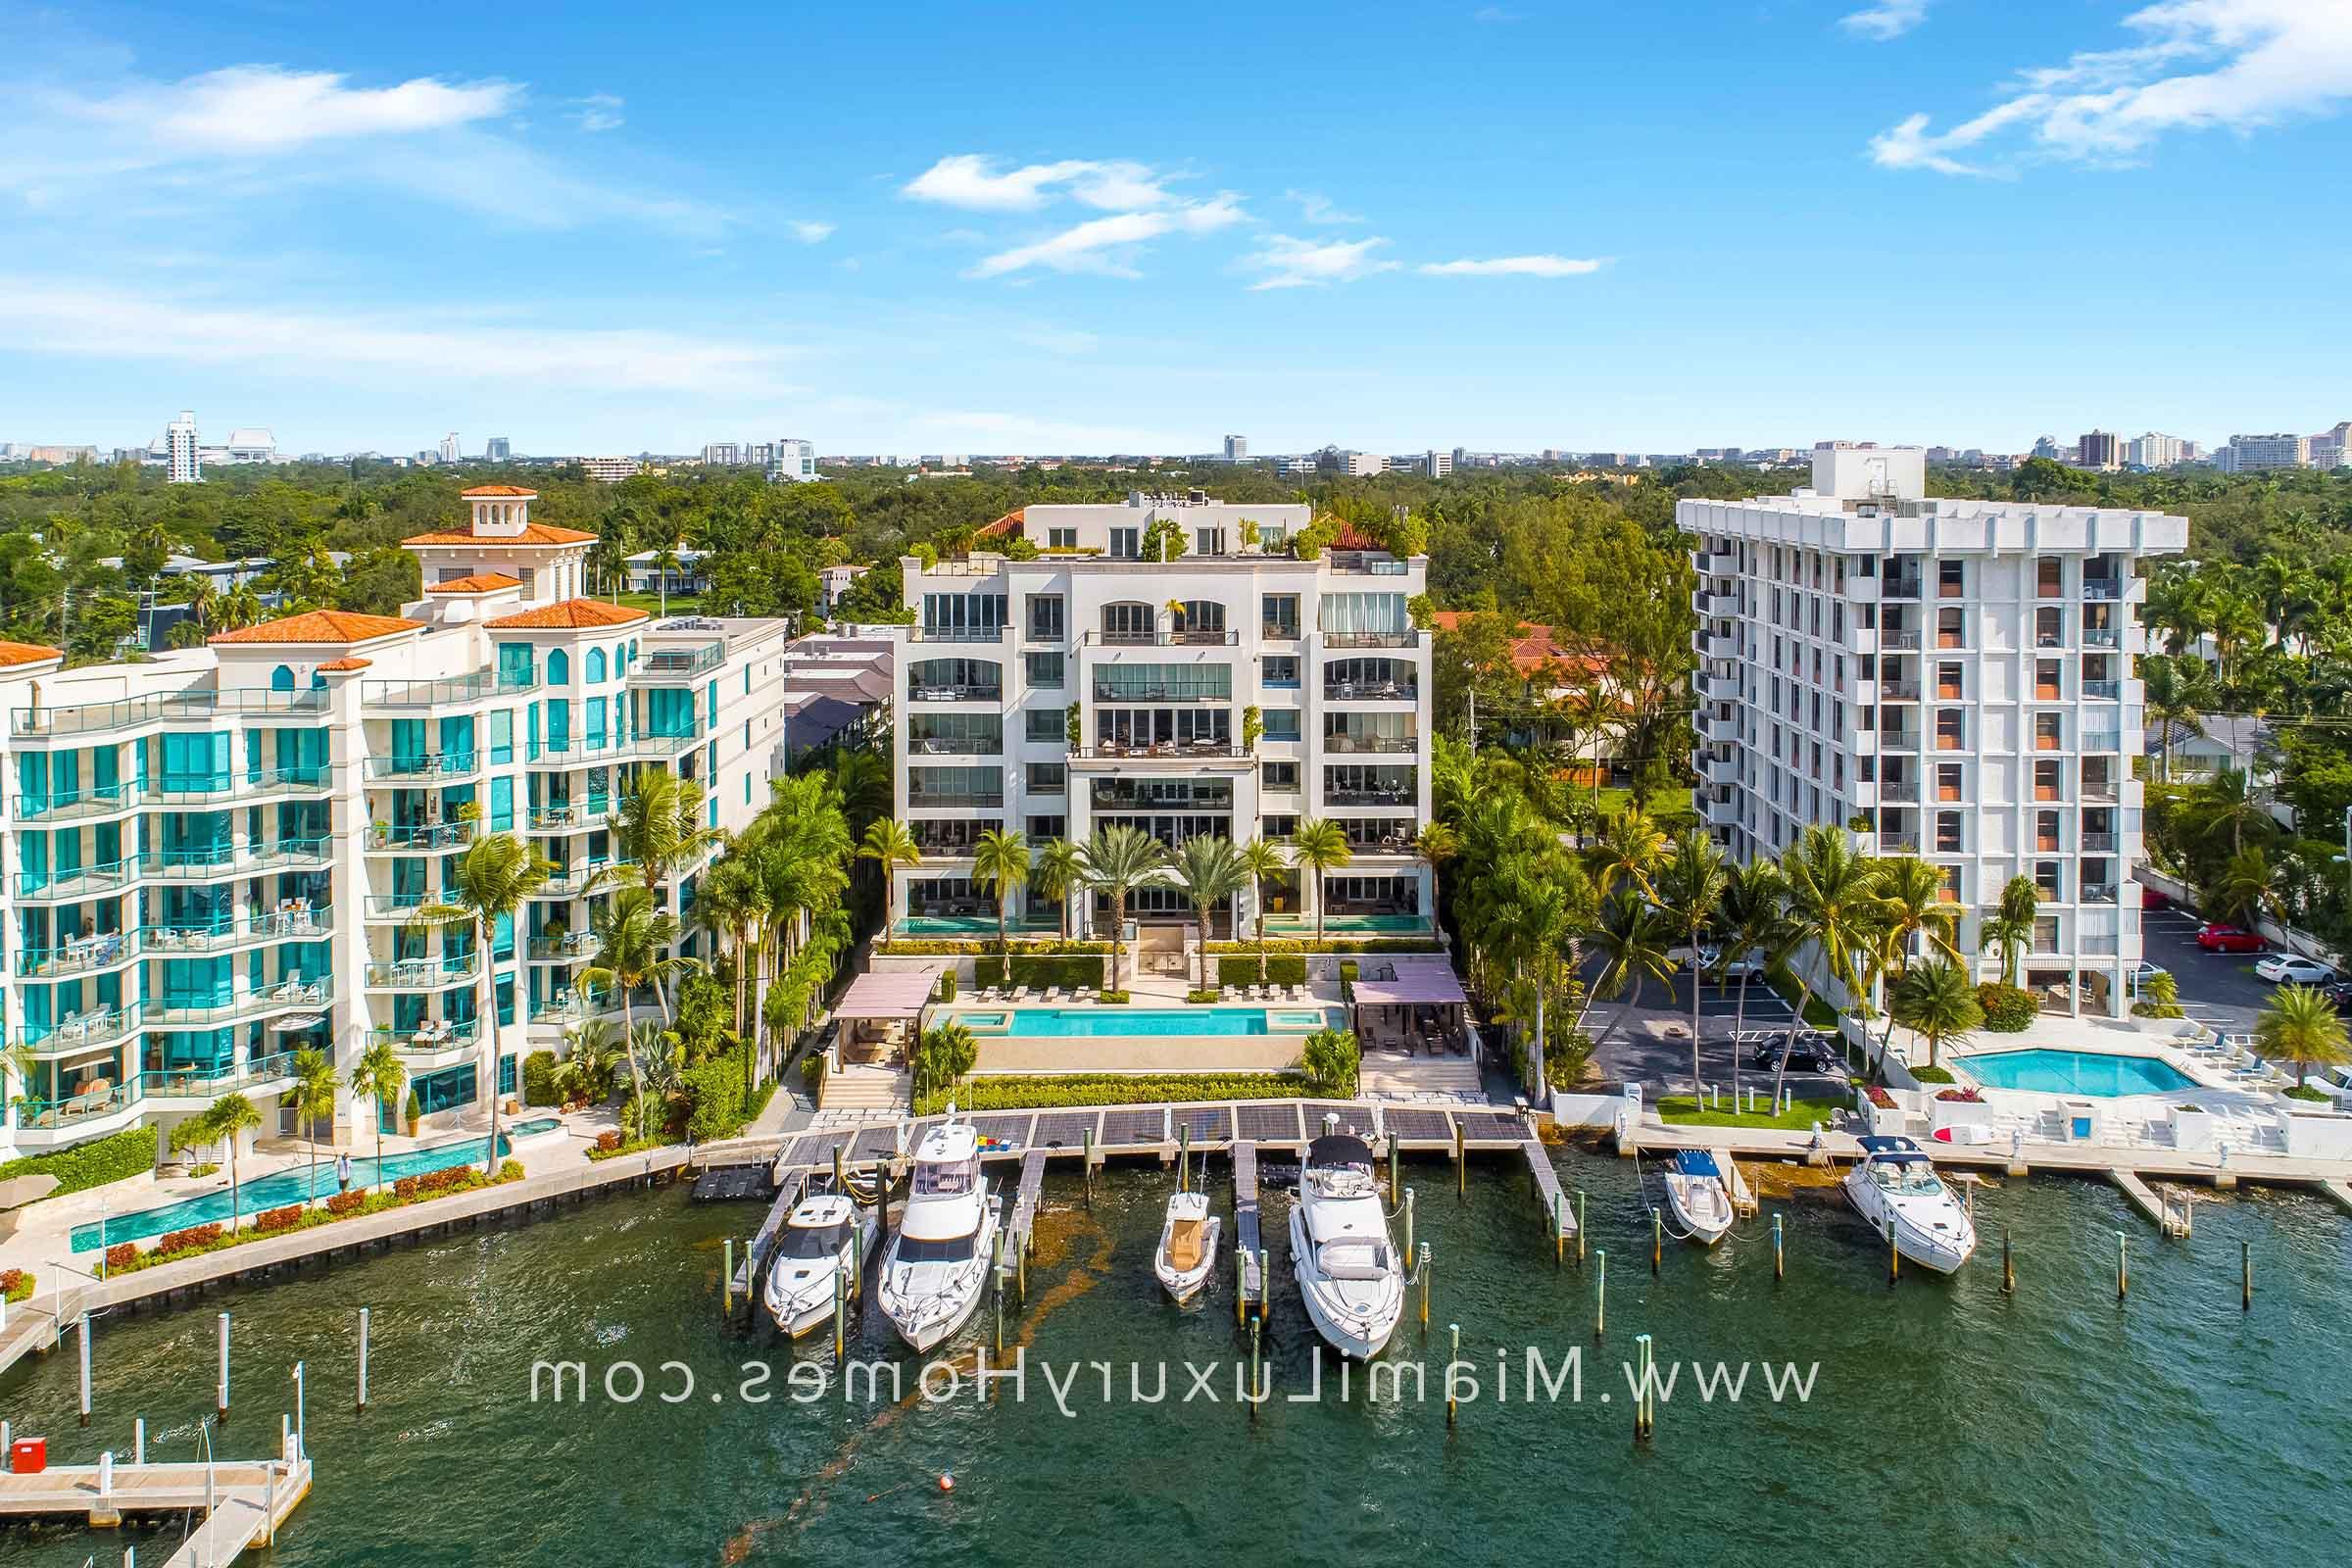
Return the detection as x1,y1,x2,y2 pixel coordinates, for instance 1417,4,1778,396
71,1118,565,1252
1960,1049,2197,1097
961,1006,1338,1038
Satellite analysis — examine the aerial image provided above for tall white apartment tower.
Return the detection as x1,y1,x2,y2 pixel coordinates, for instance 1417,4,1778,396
440,432,461,466
166,412,200,484
1679,445,2189,1019
1222,434,1248,461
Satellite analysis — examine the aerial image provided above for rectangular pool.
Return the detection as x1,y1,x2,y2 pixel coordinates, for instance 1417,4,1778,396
70,1118,564,1252
965,1006,1339,1039
1961,1049,2197,1098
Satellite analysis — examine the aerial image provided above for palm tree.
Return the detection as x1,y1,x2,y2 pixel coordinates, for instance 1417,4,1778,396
581,887,700,1124
1770,825,1881,1106
1287,818,1352,946
1033,837,1083,941
624,1018,684,1139
692,854,763,1043
2254,984,2352,1089
207,1094,265,1232
1652,829,1729,1102
595,768,723,994
1978,873,2039,988
2182,767,2271,859
279,1047,339,1202
1712,859,1785,1103
1583,889,1676,1058
347,1038,406,1194
1412,821,1459,929
2140,656,2212,783
1497,864,1580,1090
2204,848,2279,932
556,1018,619,1106
1871,857,1962,1074
1078,825,1170,991
1237,837,1288,983
970,827,1031,955
1167,835,1249,990
1587,808,1665,901
858,818,924,929
414,831,551,1173
1888,957,1983,1071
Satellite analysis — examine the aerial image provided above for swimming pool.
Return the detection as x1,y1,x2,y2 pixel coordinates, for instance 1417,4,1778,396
71,1117,564,1252
1960,1050,2198,1098
960,1006,1339,1038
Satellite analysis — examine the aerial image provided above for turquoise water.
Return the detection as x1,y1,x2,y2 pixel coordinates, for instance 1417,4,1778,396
68,1119,563,1252
4,1152,2349,1565
1963,1049,2198,1097
978,1006,1334,1037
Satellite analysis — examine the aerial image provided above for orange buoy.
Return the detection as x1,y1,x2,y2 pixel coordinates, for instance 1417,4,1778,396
939,1472,956,1494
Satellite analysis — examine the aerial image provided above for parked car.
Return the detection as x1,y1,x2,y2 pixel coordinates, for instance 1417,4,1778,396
2140,886,2169,910
2306,1064,2352,1107
2195,923,2267,955
2254,954,2336,985
2125,959,2171,996
1692,945,1765,981
2323,981,2352,1015
1745,1037,1841,1074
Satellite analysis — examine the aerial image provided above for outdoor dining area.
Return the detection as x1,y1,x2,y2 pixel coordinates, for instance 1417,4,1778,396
829,964,944,1069
1348,956,1471,1057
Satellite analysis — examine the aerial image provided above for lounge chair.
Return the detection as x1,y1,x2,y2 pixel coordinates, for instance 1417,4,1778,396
1073,987,1094,1003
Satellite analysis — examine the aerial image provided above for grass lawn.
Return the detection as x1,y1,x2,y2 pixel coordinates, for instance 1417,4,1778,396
1656,1092,1849,1131
1596,785,1694,819
614,591,705,616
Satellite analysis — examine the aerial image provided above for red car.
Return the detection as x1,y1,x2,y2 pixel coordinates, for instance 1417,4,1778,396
2196,923,2266,955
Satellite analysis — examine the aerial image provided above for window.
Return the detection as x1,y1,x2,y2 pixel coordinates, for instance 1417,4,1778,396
2036,557,2062,598
1262,814,1298,839
2035,608,2063,648
491,776,514,832
1262,656,1299,689
1263,761,1300,791
1262,709,1301,742
2035,660,2061,701
1048,527,1078,551
1936,608,1965,649
2034,713,2062,751
518,566,536,597
1025,652,1065,689
1936,709,1963,750
2036,810,2061,852
1026,762,1066,795
1028,594,1065,642
1937,560,1964,597
586,648,607,683
1196,527,1226,556
1109,526,1141,559
1937,662,1962,700
1936,762,1963,802
1027,814,1066,840
1100,603,1154,643
1261,594,1300,639
1935,811,1962,854
547,648,569,686
489,709,514,765
1024,708,1065,742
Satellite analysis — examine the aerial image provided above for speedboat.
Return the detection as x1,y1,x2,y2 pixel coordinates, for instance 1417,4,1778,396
1842,1134,1976,1274
1662,1148,1736,1246
1152,1190,1221,1304
761,1189,880,1339
877,1119,999,1351
1289,1133,1403,1358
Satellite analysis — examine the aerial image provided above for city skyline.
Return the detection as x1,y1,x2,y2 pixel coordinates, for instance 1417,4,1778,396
3,2,2350,452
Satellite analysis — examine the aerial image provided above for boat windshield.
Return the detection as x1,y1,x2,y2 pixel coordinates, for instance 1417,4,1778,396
895,1233,978,1264
913,1156,979,1198
778,1221,850,1259
1873,1161,1943,1196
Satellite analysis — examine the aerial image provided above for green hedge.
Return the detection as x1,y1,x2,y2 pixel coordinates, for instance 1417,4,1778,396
684,1047,753,1141
1216,955,1307,986
1206,938,1442,956
975,954,1108,990
879,939,1109,956
913,1072,1306,1115
0,1123,154,1200
1977,982,2037,1032
521,1049,562,1107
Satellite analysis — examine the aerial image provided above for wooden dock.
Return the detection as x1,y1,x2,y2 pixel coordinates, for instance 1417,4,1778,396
1521,1139,1579,1252
1232,1140,1265,1319
1003,1149,1047,1259
0,1452,312,1565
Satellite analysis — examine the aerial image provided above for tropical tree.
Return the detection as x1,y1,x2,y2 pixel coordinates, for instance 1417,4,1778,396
2141,656,2214,783
970,827,1031,954
1032,836,1083,941
1652,829,1729,1102
623,1018,683,1139
1888,957,1984,1070
174,1094,264,1231
1586,808,1665,901
692,854,765,1043
348,1038,406,1194
413,831,551,1173
1871,857,1963,1074
858,817,924,928
1078,825,1169,991
1980,874,2040,988
279,1047,339,1202
1167,835,1249,989
2204,847,2280,932
2182,766,2273,859
1769,825,1881,1106
1582,888,1677,1054
1412,821,1460,928
1711,859,1786,1102
555,1018,620,1106
594,768,722,1003
1301,1026,1361,1097
739,772,853,1079
912,1017,978,1105
1287,818,1352,946
1238,837,1288,983
580,887,700,1135
2254,983,2352,1088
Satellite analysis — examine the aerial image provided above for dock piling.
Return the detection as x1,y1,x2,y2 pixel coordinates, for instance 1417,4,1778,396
832,1268,845,1361
1651,1207,1661,1275
1772,1212,1784,1282
1403,1187,1415,1258
2241,1240,2251,1310
1593,1249,1606,1339
2003,1227,2015,1294
1577,1189,1587,1265
358,1307,370,1411
1387,1132,1398,1201
1886,1221,1898,1287
1634,1333,1654,1441
77,1315,90,1427
1418,1243,1431,1332
1446,1324,1459,1427
217,1311,230,1424
1178,1124,1190,1194
723,1240,734,1317
1082,1129,1094,1203
1249,1319,1260,1420
1553,1193,1564,1267
2116,1230,2128,1301
133,1417,144,1467
1454,1121,1465,1197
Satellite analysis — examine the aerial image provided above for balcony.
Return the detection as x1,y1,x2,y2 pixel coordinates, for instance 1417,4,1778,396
365,754,481,781
15,1081,138,1132
1879,680,1922,702
2081,730,2122,753
526,804,602,832
2082,627,2121,648
369,822,478,854
634,641,725,678
2081,832,2118,853
10,688,327,741
364,672,537,708
1879,778,1920,803
1092,678,1229,704
527,930,597,961
144,906,328,952
1261,619,1302,642
12,782,141,823
1069,743,1246,764
1704,634,1740,661
1084,627,1240,647
369,1019,482,1055
1692,593,1738,617
140,837,333,881
907,735,1004,758
18,1002,142,1055
151,766,332,807
147,979,331,1028
13,858,137,902
1882,630,1923,651
908,681,1003,704
138,1051,299,1103
1879,731,1922,752
1320,630,1419,651
1878,832,1922,854
1328,554,1409,576
2080,883,2118,905
2082,579,2123,601
366,954,482,990
2082,779,2120,804
534,858,637,899
1322,734,1418,756
1882,576,1923,600
16,929,136,979
910,624,1009,644
2082,679,2123,700
1322,678,1417,702
1324,786,1418,808
906,789,1006,808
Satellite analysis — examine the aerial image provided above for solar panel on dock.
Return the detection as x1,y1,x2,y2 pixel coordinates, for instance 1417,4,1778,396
1304,1102,1375,1137
1382,1107,1452,1141
850,1126,899,1163
793,1130,855,1169
1234,1102,1302,1143
969,1112,1036,1145
1452,1110,1524,1141
1176,1105,1232,1143
1099,1108,1166,1147
1031,1111,1098,1148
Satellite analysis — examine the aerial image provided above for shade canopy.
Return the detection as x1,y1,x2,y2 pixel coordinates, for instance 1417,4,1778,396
1349,956,1467,1007
834,964,947,1021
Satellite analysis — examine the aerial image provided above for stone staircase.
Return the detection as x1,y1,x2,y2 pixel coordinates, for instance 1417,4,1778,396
819,1060,910,1112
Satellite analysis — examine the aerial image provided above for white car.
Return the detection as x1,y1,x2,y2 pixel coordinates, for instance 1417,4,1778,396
2125,959,2170,995
2254,954,2336,985
2307,1065,2352,1108
1691,945,1765,981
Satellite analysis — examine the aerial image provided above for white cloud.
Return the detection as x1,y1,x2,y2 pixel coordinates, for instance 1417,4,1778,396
568,92,623,132
971,196,1245,278
52,64,519,155
1287,189,1364,224
789,220,835,243
1243,235,1398,291
1418,254,1604,277
1872,1,2352,175
901,154,1176,212
1839,1,1931,41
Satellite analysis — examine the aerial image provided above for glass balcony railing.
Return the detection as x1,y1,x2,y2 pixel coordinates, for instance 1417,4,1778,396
363,672,537,708
17,1002,142,1054
149,766,333,805
369,1019,481,1054
11,782,141,822
527,930,597,960
369,822,477,853
16,1082,137,1130
365,954,482,989
365,754,480,781
140,837,332,878
13,858,139,900
10,689,327,739
138,1051,297,1102
633,641,725,677
15,930,136,978
146,979,331,1027
142,906,329,952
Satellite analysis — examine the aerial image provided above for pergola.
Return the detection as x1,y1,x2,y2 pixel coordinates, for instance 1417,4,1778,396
1349,956,1470,1056
831,963,946,1063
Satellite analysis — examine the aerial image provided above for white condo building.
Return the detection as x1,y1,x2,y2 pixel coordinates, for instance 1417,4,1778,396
0,485,798,1161
768,440,818,484
889,493,1434,952
1680,447,2189,1018
166,412,200,484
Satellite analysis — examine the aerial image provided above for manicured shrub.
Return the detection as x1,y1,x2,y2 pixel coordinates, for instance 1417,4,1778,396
392,1175,419,1200
257,1204,303,1233
1911,1065,1957,1084
1301,1027,1360,1096
912,1071,1307,1115
1216,955,1307,986
0,1268,30,1303
595,1131,623,1152
326,1191,366,1216
1976,982,2037,1032
500,1159,524,1181
684,1048,752,1141
936,969,957,1002
1204,938,1443,956
1097,989,1131,1004
156,1222,223,1255
975,954,1108,991
521,1050,562,1106
104,1243,137,1271
1186,989,1221,1004
0,1123,156,1200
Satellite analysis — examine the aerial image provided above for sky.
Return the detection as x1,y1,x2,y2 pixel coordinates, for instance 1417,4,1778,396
3,0,2350,458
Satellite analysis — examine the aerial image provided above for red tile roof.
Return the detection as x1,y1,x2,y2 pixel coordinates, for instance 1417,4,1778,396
977,509,1025,538
1429,612,1609,677
210,610,423,646
402,522,596,546
461,484,538,498
316,656,373,671
0,640,65,667
482,598,650,630
426,572,523,595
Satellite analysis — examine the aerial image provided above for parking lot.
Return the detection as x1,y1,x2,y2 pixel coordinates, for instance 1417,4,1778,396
2138,899,2278,1040
1583,960,1850,1096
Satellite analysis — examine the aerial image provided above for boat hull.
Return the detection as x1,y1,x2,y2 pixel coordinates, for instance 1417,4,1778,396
1842,1176,1976,1274
1153,1214,1222,1305
1664,1174,1734,1247
880,1206,1000,1353
1289,1205,1400,1358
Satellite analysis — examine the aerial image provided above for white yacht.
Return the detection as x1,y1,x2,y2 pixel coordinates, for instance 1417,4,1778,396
761,1189,880,1339
1842,1135,1977,1274
1289,1133,1403,1358
877,1120,999,1351
1152,1189,1221,1305
1661,1148,1736,1247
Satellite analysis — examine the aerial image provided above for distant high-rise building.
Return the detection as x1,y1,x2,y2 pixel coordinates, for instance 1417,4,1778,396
2078,430,2121,470
440,432,461,466
2031,435,2060,462
485,436,511,463
2219,433,2309,472
2125,432,2190,469
1222,434,1248,461
767,438,819,483
2308,421,2352,470
1424,449,1452,478
703,443,743,466
166,411,200,484
578,456,644,482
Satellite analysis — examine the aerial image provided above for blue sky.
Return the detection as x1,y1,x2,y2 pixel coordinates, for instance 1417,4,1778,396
3,0,2349,457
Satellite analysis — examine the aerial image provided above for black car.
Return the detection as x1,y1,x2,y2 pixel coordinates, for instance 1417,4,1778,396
1745,1037,1841,1074
2323,980,2352,1014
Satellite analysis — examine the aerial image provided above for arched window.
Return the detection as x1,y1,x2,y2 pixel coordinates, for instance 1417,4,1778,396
586,647,607,683
547,648,570,687
270,664,295,692
310,670,326,690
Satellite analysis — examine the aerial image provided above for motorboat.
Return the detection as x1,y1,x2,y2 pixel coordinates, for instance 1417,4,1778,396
761,1188,880,1339
1152,1189,1222,1304
1842,1134,1977,1274
1289,1133,1403,1358
1661,1148,1736,1246
877,1119,999,1351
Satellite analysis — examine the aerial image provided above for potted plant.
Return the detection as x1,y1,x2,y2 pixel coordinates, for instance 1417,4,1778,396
405,1087,422,1137
2171,1102,2214,1152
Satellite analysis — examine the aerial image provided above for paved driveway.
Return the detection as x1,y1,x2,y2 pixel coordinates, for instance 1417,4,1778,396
2138,901,2281,1039
1583,963,1845,1096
